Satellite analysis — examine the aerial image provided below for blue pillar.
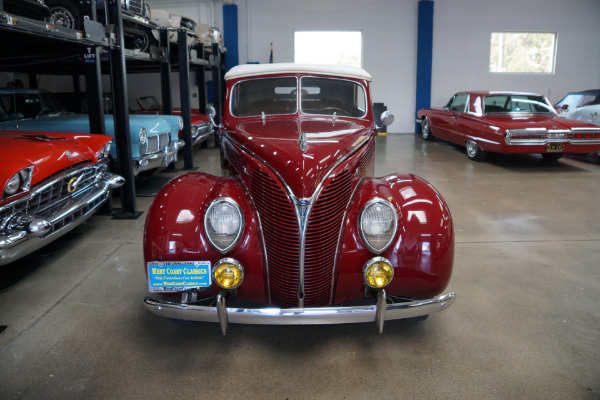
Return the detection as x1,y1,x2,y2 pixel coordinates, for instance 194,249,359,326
223,4,239,72
415,0,434,133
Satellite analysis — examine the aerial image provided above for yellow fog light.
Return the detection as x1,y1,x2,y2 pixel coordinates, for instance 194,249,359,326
212,258,244,289
363,257,394,289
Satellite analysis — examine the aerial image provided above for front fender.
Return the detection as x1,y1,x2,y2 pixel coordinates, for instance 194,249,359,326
143,172,266,303
335,174,454,302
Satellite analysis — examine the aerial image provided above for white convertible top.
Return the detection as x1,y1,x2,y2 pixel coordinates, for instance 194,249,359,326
224,63,372,81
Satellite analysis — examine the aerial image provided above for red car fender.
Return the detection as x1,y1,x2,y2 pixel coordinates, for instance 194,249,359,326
335,174,454,303
143,172,267,303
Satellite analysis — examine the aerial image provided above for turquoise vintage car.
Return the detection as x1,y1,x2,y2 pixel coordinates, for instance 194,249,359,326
0,89,184,175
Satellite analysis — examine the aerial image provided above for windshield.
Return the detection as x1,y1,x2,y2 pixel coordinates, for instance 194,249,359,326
555,93,600,109
483,94,555,114
230,76,367,118
0,92,70,121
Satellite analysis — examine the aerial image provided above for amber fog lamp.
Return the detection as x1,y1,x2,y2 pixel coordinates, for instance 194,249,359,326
212,258,244,289
359,198,398,254
363,257,394,289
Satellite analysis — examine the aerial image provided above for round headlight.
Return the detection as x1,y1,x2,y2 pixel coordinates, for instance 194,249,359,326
139,127,147,145
363,257,394,289
212,258,244,289
178,117,184,131
359,198,398,253
4,173,21,196
204,198,243,253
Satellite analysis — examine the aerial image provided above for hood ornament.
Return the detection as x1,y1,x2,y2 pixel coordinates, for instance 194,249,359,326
299,131,307,152
65,150,73,160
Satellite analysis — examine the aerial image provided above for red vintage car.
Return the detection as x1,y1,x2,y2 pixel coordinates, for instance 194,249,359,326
0,130,124,265
143,64,455,334
417,91,600,161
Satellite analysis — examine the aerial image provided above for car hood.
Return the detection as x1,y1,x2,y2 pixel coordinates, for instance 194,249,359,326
0,131,100,187
0,114,175,137
226,117,372,198
480,113,599,130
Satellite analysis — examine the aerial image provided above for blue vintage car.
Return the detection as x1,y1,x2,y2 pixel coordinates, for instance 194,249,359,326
0,89,184,175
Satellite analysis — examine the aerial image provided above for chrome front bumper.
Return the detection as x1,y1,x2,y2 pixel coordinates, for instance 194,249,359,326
144,291,456,335
135,140,185,174
0,171,124,265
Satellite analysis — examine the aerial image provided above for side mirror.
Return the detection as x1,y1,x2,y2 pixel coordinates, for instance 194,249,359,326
208,106,219,128
377,111,394,129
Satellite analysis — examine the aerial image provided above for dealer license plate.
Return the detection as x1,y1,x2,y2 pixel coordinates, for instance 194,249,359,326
546,143,565,152
147,261,211,293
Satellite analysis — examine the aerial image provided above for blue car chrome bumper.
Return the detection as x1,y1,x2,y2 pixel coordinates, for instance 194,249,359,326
144,291,456,335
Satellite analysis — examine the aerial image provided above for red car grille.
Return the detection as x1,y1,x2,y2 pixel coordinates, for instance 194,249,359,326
250,169,300,307
250,168,353,307
304,170,353,306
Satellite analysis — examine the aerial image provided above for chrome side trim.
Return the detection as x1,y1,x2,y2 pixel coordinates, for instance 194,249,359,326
144,292,456,333
505,127,600,145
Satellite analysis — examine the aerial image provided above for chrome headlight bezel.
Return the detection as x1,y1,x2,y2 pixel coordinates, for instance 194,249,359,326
96,141,112,161
178,117,184,132
358,198,398,254
2,166,33,200
204,197,244,253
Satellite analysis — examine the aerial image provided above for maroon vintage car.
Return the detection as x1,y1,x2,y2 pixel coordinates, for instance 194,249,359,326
0,130,124,265
417,91,600,161
143,64,455,334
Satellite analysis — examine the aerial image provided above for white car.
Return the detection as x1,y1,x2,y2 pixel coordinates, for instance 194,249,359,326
150,9,197,47
555,89,600,125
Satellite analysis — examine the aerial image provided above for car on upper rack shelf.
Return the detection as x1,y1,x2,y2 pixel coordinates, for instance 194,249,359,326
143,63,456,334
149,9,197,47
417,91,600,161
44,0,157,51
2,0,50,21
554,89,600,127
0,129,124,266
0,88,185,176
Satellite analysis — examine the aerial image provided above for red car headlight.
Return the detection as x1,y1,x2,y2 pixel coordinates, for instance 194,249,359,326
204,198,243,253
359,198,398,254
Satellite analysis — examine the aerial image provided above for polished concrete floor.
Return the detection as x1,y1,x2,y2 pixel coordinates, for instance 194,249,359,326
1,133,599,399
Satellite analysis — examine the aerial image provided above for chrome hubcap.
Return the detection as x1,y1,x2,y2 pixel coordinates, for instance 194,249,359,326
466,141,477,156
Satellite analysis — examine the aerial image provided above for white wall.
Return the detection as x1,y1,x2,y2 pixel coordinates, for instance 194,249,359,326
241,0,419,132
431,0,600,110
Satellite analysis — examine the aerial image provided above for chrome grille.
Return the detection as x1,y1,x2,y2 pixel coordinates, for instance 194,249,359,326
304,170,353,305
125,0,145,16
0,163,107,231
145,132,170,155
358,139,374,174
250,169,300,308
224,143,243,173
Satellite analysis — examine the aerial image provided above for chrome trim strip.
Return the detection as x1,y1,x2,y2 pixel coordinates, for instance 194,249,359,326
144,292,456,331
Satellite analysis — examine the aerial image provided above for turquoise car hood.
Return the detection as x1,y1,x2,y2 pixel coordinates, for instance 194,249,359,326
0,114,181,159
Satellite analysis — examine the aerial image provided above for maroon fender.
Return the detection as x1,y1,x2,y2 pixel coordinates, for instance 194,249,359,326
335,174,454,303
143,172,266,303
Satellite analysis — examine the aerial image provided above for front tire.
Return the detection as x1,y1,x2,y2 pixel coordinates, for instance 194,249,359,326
46,0,81,30
421,117,434,141
465,140,488,161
